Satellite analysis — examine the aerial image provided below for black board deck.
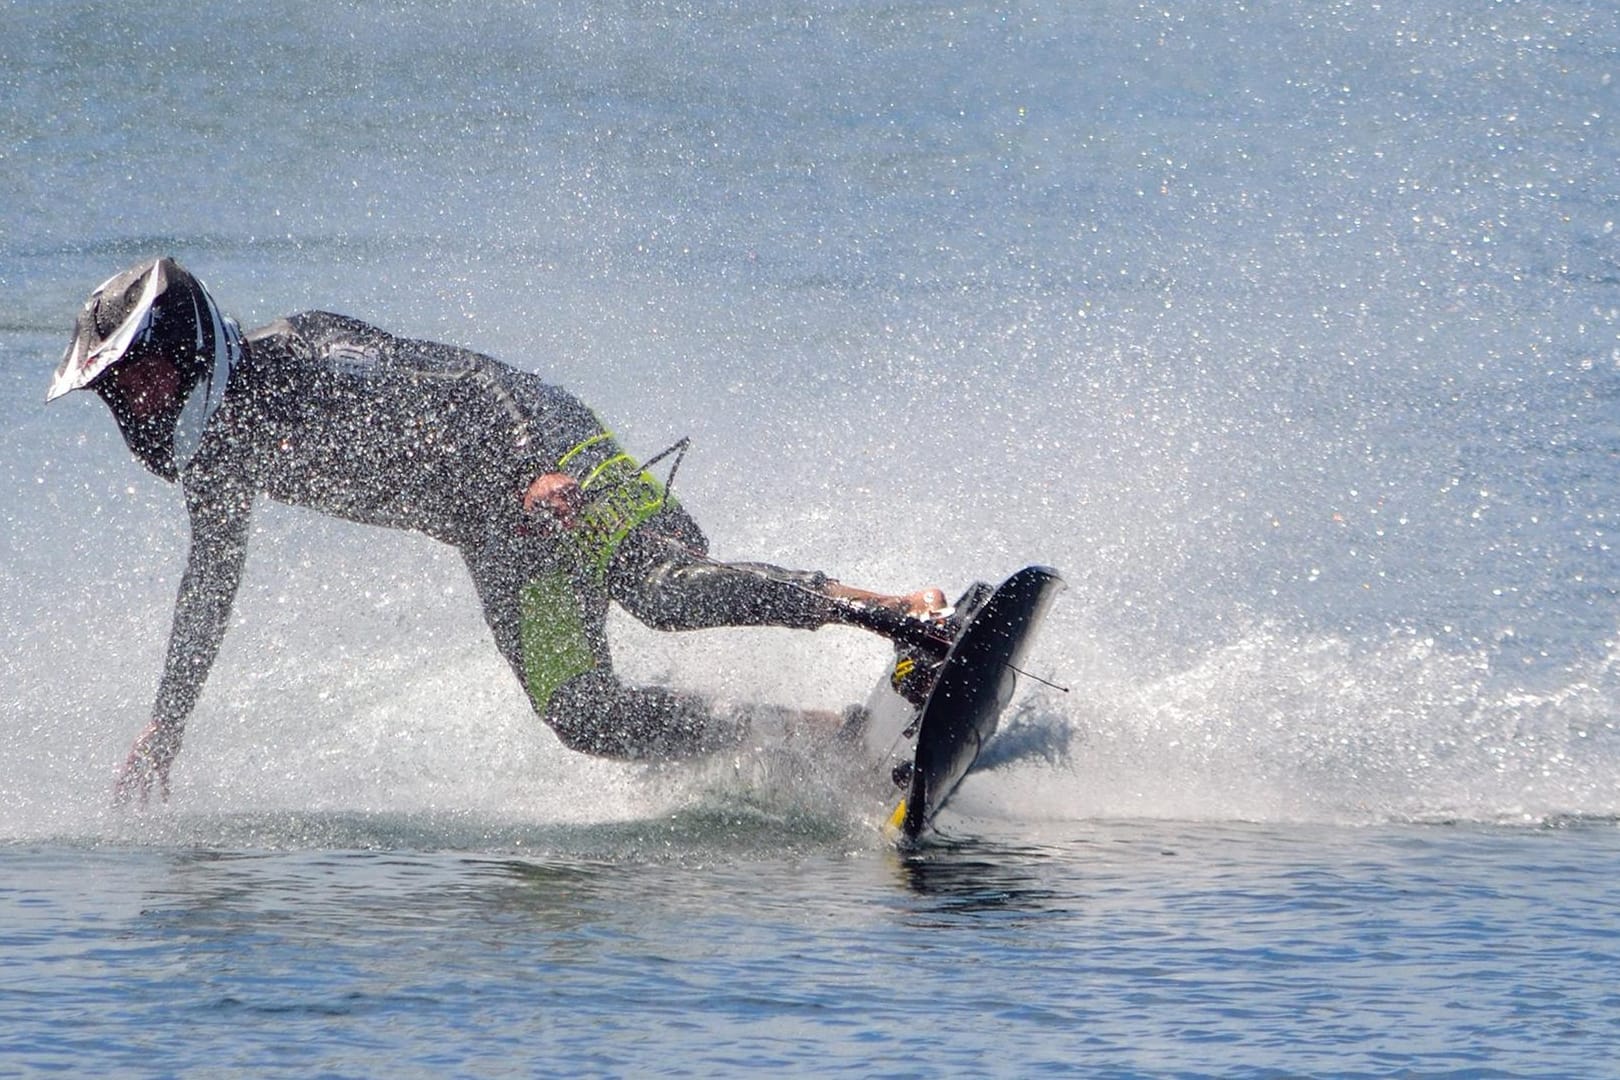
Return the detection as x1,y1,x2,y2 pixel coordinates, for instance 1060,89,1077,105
881,565,1064,842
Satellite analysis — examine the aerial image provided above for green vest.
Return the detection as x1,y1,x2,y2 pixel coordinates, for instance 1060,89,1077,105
518,434,674,711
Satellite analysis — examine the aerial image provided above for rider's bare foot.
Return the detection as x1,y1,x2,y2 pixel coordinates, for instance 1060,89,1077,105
900,588,948,619
825,582,948,620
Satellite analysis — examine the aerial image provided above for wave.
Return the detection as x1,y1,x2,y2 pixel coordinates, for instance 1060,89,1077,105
958,622,1620,828
11,622,1618,849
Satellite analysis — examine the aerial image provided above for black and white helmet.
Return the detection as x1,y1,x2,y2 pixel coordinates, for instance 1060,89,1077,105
48,256,240,470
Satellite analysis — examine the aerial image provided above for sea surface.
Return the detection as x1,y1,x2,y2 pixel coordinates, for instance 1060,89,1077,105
3,1,1619,1076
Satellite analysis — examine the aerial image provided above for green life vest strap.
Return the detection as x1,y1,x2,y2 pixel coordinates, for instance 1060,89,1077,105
555,432,684,581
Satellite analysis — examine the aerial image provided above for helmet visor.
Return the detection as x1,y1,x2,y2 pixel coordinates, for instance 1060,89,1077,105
46,259,169,402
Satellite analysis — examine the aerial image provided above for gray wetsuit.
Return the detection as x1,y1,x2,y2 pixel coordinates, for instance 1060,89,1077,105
120,312,841,760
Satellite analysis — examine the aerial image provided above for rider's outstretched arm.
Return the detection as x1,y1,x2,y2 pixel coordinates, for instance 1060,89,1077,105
114,482,252,804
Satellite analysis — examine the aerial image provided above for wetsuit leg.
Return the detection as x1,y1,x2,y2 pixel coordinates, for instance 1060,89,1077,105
461,536,568,688
618,554,839,631
461,533,746,761
607,505,842,632
545,670,744,759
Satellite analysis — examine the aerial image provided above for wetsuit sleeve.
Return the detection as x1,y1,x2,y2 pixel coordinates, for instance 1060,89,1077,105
150,482,253,733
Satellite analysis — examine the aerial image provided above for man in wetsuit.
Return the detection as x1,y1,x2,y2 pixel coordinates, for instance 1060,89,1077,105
48,257,943,803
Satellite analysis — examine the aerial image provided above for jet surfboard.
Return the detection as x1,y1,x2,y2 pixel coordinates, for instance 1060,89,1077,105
847,565,1064,844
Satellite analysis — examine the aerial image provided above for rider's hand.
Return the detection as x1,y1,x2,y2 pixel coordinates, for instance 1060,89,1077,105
113,720,181,807
522,473,586,530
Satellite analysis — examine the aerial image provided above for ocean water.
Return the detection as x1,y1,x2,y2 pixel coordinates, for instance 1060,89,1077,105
3,0,1619,1075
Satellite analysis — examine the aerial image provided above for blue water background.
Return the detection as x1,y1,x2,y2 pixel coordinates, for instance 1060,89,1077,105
3,1,1619,1075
